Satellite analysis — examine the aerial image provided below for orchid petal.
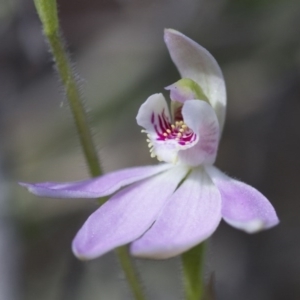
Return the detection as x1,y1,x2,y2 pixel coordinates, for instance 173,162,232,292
164,29,226,132
136,93,171,137
136,93,185,164
136,93,178,163
72,166,189,259
131,168,222,259
178,100,219,166
19,164,172,198
206,166,279,233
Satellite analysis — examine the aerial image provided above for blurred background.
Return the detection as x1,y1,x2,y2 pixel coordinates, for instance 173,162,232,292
1,0,300,299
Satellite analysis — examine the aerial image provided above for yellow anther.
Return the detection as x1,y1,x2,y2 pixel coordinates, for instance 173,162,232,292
179,128,184,133
166,129,171,133
163,133,168,137
171,124,175,129
177,133,182,137
150,153,156,158
148,143,152,148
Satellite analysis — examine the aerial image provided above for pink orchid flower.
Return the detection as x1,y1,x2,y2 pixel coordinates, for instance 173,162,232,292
20,29,279,260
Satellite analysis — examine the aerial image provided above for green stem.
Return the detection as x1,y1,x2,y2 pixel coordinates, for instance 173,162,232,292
33,1,146,299
116,246,146,300
49,33,101,177
181,243,206,300
34,0,100,177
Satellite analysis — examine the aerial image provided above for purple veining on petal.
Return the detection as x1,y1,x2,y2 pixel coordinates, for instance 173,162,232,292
162,109,170,129
158,114,167,133
151,112,155,124
151,109,197,147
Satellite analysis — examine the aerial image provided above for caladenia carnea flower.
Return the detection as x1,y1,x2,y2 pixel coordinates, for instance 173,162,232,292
20,29,279,260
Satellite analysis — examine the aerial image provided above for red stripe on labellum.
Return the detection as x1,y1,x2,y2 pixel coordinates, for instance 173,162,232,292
151,112,155,124
149,110,197,146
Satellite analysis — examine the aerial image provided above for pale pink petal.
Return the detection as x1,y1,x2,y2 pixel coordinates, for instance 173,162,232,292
164,29,227,132
178,100,219,166
72,166,189,259
136,93,171,137
206,166,279,233
131,168,222,259
19,164,172,198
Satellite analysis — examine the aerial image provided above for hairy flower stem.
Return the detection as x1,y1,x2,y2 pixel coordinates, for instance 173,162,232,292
33,1,146,299
33,0,100,177
181,242,206,300
116,247,146,300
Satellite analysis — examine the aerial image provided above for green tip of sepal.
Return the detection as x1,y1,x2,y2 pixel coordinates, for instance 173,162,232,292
166,78,209,104
166,78,210,119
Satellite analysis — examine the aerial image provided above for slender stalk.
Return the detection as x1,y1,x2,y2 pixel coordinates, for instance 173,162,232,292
181,243,206,300
34,0,100,177
33,1,146,299
48,35,101,177
116,246,146,300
